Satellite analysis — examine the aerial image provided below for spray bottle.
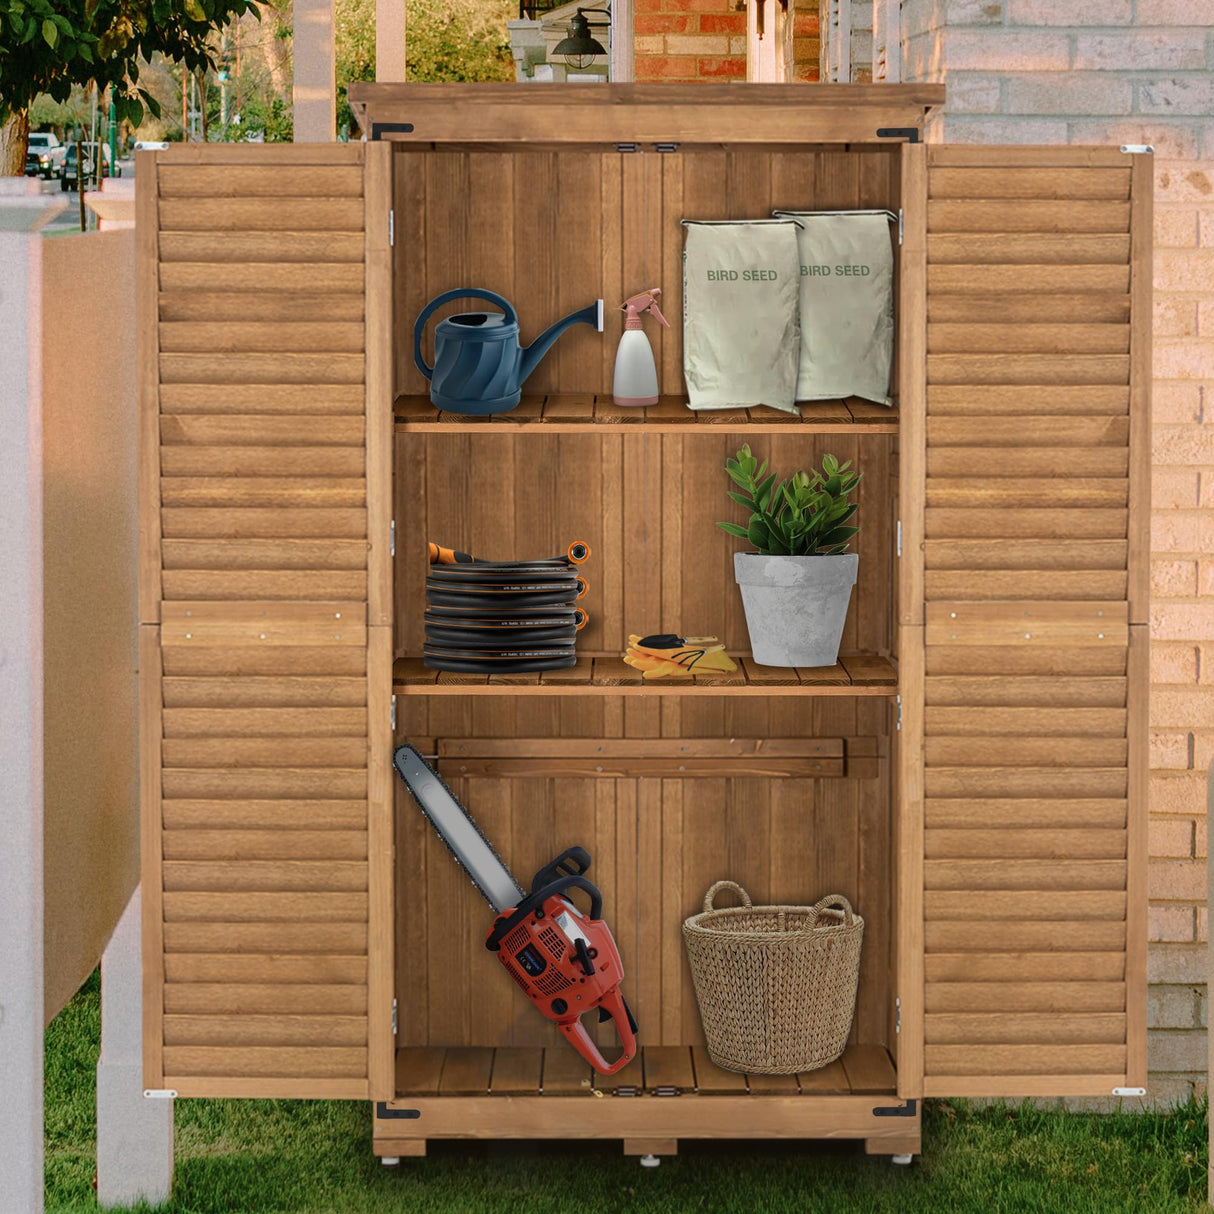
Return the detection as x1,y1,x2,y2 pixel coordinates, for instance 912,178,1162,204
613,288,670,406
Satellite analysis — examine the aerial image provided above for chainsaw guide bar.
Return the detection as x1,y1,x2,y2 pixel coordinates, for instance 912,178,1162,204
392,744,524,913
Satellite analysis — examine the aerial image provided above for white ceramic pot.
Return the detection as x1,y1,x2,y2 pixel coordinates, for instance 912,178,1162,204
733,552,859,668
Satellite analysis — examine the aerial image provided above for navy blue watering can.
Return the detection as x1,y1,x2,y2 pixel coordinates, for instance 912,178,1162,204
414,289,604,416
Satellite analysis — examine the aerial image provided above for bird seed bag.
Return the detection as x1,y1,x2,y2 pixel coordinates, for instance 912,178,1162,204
772,210,895,406
682,219,802,414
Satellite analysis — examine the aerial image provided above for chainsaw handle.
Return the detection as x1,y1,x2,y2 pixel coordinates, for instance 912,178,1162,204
560,985,637,1076
529,846,592,893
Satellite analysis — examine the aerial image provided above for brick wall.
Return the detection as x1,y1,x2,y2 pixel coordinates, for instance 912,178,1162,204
900,0,1214,1107
633,0,748,80
632,0,820,81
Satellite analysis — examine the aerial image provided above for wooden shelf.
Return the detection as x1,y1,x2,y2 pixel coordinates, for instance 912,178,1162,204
395,394,898,435
394,653,897,696
391,1043,897,1099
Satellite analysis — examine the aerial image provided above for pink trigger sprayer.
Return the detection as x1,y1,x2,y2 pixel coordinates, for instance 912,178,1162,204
612,288,670,407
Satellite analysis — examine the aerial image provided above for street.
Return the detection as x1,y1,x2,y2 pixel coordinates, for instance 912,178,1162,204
35,156,136,234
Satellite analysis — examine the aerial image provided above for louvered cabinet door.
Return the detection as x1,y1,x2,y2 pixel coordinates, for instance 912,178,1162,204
897,144,1151,1099
138,144,395,1098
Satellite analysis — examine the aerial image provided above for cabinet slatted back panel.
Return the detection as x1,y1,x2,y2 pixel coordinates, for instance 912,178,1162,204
138,145,395,1099
898,145,1151,1099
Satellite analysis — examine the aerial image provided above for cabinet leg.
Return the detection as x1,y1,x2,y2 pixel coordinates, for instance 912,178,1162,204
376,1139,426,1160
624,1137,677,1165
865,1134,919,1159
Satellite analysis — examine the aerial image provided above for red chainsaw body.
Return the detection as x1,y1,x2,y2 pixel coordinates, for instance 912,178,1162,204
489,893,636,1074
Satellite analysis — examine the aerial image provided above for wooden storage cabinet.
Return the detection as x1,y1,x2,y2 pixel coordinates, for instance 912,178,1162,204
137,86,1151,1160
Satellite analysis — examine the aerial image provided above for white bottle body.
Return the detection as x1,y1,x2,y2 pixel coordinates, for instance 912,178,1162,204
613,329,659,406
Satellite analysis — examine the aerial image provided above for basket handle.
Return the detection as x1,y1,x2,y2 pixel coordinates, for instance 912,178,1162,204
704,881,752,913
811,894,855,927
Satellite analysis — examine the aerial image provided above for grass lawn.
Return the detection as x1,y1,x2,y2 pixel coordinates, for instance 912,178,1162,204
46,972,1208,1213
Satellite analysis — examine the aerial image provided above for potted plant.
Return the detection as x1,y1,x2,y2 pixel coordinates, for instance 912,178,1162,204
718,445,861,668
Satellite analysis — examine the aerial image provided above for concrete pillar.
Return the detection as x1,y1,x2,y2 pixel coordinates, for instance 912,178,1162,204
0,177,64,1214
376,0,407,83
85,178,135,231
294,0,336,142
96,887,173,1208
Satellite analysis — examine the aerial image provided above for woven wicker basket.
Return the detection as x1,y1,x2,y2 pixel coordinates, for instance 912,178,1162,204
682,881,864,1075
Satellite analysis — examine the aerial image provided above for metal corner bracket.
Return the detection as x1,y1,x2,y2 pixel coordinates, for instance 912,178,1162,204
873,1098,917,1118
376,1103,421,1119
371,122,415,141
876,127,921,144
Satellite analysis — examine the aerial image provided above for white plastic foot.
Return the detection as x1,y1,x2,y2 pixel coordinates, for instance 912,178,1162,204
639,1154,661,1168
891,1154,913,1167
380,1156,401,1167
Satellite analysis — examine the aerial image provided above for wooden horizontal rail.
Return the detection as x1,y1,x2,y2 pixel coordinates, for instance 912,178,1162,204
437,738,844,758
349,81,943,147
395,394,898,435
423,736,869,778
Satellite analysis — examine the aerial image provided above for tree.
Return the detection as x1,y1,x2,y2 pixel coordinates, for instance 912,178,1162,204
405,0,514,84
0,0,261,174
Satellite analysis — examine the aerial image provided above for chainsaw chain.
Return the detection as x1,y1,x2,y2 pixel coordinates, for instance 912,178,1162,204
394,745,518,910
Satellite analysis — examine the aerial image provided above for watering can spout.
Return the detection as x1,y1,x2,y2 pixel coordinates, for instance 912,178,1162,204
520,300,604,385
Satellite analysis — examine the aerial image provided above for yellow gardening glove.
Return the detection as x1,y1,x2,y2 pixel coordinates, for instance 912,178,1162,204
624,634,738,676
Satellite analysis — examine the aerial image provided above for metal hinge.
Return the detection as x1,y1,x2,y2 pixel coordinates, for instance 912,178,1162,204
1112,1086,1147,1097
612,1085,640,1096
390,519,396,557
896,694,902,732
1119,145,1153,155
388,209,395,247
897,208,904,246
390,695,397,732
615,142,639,153
143,1089,177,1099
652,1085,681,1096
895,996,901,1035
391,999,398,1036
654,142,679,153
896,519,902,557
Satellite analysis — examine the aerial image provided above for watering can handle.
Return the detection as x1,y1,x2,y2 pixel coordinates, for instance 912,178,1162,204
413,289,519,380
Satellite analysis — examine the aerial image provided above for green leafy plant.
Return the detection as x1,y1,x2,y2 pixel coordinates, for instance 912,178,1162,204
718,445,861,556
0,0,261,173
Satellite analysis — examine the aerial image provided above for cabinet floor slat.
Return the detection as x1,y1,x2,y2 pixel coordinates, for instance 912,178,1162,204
392,1044,896,1099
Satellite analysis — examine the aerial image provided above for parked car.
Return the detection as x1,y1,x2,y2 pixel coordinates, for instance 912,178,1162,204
25,131,65,179
59,142,119,191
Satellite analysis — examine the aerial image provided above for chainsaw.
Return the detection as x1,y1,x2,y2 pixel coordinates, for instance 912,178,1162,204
393,744,638,1075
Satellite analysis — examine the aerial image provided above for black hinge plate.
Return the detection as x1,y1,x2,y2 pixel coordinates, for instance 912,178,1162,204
371,122,415,141
376,1102,421,1120
872,1098,917,1118
876,127,922,144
